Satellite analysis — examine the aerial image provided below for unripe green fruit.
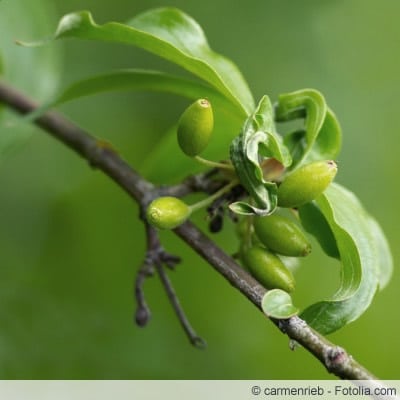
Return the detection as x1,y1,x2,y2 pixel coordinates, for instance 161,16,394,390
254,214,311,257
278,160,337,208
241,245,295,292
177,98,214,157
146,197,191,230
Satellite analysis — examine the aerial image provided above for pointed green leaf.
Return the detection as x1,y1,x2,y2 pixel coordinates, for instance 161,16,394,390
276,89,341,168
300,183,391,334
21,8,254,116
261,289,299,319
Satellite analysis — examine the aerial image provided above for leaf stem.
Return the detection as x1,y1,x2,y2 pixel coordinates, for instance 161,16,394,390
189,179,239,213
194,155,234,171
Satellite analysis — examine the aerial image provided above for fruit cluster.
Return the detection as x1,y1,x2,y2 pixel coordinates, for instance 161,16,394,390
146,99,337,293
238,213,310,293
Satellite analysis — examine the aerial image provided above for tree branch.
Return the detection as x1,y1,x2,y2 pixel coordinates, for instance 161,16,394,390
0,80,380,380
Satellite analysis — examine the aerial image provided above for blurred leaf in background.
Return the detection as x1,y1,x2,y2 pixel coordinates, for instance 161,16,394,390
0,0,399,380
0,0,61,156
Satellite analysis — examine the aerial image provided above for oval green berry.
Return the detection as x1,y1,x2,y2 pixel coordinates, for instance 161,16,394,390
177,98,214,157
241,245,295,292
278,160,337,208
146,196,191,230
254,214,311,257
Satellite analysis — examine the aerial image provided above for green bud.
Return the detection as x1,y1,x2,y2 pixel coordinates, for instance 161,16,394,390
241,245,295,292
254,214,311,257
177,98,214,157
146,196,191,230
278,160,337,208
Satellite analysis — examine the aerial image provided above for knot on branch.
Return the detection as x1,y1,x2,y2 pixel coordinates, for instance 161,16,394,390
324,346,350,373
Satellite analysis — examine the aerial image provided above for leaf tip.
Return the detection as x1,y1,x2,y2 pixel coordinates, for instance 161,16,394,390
55,11,95,38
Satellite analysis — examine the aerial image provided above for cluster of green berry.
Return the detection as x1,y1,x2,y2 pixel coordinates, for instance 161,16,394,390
146,99,337,293
236,159,337,292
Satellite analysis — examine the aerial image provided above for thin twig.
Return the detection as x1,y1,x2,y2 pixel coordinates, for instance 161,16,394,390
154,261,206,348
137,221,204,346
0,80,380,380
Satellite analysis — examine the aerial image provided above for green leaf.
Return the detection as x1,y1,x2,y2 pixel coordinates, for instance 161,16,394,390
21,69,238,123
367,216,393,290
261,289,299,319
1,0,61,100
0,50,3,76
230,96,291,216
21,7,254,116
299,201,340,259
16,68,243,182
0,51,3,119
0,0,61,157
311,108,342,162
228,201,264,216
56,70,227,105
300,183,391,334
276,89,341,168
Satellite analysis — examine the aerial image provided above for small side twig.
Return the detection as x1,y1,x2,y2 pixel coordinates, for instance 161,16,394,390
154,261,206,348
135,219,205,347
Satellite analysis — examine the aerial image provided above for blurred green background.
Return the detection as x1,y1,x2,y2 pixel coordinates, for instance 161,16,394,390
0,0,399,379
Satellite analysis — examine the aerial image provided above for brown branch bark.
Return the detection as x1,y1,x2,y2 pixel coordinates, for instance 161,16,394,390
0,80,380,381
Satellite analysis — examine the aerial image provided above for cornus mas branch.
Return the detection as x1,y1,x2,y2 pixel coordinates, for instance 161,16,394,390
0,80,378,380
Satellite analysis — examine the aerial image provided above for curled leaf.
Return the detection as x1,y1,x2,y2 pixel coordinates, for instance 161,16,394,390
299,201,339,259
276,89,341,168
300,183,391,334
230,96,291,216
261,289,299,319
229,201,267,216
